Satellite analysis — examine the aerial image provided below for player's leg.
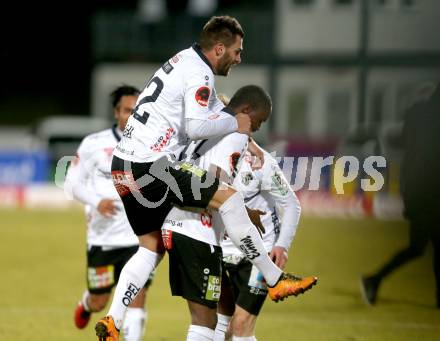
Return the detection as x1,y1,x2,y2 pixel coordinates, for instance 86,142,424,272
214,267,236,341
227,261,267,340
103,233,164,336
361,218,429,305
164,230,223,340
187,301,217,341
209,185,317,299
230,306,257,340
170,159,316,300
114,246,154,341
74,246,118,329
96,157,169,340
123,288,146,341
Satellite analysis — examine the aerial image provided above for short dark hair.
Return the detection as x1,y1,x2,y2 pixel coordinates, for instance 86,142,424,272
110,85,140,108
199,15,244,50
228,85,272,114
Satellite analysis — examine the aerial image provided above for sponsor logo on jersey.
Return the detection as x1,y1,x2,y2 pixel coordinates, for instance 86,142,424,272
162,60,174,74
230,152,241,178
180,162,206,178
239,235,261,260
205,275,221,301
122,282,141,306
248,265,268,295
111,170,140,197
200,211,213,228
241,171,253,185
162,229,173,250
195,86,211,107
272,172,289,195
150,127,175,152
87,265,115,289
171,54,180,63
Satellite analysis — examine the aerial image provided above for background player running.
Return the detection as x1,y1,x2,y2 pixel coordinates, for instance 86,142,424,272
65,85,152,341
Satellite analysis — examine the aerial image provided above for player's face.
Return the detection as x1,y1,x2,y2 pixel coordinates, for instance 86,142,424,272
217,35,243,76
114,95,138,130
249,107,271,132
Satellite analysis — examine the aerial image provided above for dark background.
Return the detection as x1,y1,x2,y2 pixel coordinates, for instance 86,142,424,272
0,0,267,126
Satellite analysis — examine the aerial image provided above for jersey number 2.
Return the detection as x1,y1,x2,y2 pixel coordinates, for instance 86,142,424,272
133,76,164,124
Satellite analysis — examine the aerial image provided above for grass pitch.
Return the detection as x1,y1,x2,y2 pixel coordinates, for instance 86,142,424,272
0,208,439,340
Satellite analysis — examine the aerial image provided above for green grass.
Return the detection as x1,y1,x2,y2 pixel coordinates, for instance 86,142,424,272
0,208,439,340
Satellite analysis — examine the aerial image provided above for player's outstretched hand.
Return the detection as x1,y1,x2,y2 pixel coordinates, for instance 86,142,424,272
245,206,266,236
97,199,118,217
236,113,252,136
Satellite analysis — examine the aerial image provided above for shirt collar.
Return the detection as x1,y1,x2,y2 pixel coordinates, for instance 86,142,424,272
192,43,215,74
111,124,121,142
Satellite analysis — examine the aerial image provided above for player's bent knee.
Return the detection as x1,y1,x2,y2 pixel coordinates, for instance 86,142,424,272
208,184,237,210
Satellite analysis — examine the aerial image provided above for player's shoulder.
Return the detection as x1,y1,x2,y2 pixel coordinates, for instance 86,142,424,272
177,46,214,77
263,150,280,168
80,128,113,150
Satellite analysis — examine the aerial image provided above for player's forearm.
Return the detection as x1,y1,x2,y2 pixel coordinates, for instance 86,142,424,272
65,175,101,208
71,184,101,208
185,114,238,141
275,193,301,251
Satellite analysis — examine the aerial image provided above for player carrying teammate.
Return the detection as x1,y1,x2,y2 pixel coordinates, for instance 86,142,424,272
96,16,317,341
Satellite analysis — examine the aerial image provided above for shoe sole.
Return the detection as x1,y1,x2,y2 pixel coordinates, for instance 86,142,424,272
271,277,318,302
95,321,109,341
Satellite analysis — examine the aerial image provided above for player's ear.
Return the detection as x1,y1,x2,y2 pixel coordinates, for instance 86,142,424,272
215,43,225,58
241,104,253,114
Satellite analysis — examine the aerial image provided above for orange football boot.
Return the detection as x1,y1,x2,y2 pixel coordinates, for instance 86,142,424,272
95,316,119,341
268,273,318,302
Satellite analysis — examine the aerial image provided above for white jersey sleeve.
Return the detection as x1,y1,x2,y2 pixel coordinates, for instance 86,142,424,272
65,138,101,208
208,133,249,183
65,128,139,247
261,153,301,251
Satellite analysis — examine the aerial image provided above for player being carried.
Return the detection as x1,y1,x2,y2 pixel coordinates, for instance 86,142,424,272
213,92,302,341
96,16,317,341
161,85,315,340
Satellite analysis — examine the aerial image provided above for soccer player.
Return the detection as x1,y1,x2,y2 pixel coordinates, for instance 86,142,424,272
214,146,301,341
65,85,152,341
160,85,271,340
96,16,317,340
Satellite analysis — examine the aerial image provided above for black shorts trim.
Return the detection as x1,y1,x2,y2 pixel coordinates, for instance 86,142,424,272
111,155,220,236
223,260,268,316
165,230,222,309
86,245,154,294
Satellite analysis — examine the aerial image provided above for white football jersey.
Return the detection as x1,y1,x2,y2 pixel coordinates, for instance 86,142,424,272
220,151,300,258
162,133,248,246
65,127,138,247
114,44,226,163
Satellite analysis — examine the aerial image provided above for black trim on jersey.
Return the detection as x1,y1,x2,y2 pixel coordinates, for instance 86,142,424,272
112,124,121,142
192,43,215,74
192,139,208,160
221,106,236,116
244,190,261,203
